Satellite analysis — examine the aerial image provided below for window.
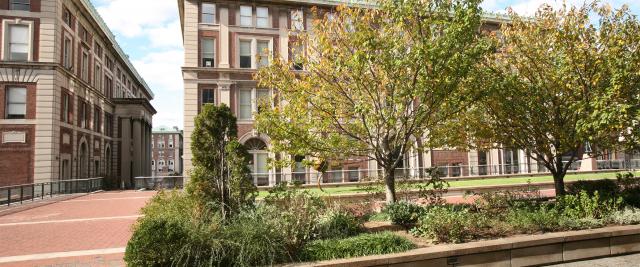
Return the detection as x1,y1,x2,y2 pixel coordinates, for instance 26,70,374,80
62,36,72,69
238,88,270,120
201,89,214,105
94,64,102,91
63,8,73,26
238,89,252,120
257,7,269,28
256,89,270,112
93,107,101,133
201,38,215,67
105,76,113,98
245,138,268,186
10,0,29,11
7,24,29,61
81,51,89,81
240,6,252,27
79,100,90,129
202,3,215,24
239,40,251,68
5,87,26,119
94,43,103,58
79,25,90,43
257,40,270,68
291,9,304,31
291,44,304,70
105,113,113,137
61,93,70,123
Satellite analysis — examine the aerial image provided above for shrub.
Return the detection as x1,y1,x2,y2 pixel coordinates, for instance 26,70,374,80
315,209,362,239
411,206,488,243
567,179,618,199
617,173,640,208
607,208,640,225
505,204,562,233
263,183,326,253
470,183,541,215
383,201,425,227
557,190,621,219
300,232,415,261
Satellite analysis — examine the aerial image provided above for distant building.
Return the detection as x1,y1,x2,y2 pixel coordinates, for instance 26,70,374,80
152,126,183,176
0,0,156,188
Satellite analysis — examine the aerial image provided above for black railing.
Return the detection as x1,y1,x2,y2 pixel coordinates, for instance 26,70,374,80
0,177,104,206
134,176,184,190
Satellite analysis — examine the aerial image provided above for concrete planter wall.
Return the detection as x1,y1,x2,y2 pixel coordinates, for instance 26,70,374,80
291,225,640,267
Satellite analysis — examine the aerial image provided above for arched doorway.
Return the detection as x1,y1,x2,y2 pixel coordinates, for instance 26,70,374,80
244,138,268,186
79,141,88,179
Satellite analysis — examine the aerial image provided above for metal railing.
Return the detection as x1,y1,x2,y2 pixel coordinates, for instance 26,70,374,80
134,176,184,190
0,177,104,206
249,159,639,186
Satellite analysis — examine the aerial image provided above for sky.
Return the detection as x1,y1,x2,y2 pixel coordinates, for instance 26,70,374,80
90,0,640,130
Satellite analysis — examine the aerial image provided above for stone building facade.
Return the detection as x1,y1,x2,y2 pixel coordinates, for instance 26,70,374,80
151,126,183,176
178,0,640,186
0,0,155,188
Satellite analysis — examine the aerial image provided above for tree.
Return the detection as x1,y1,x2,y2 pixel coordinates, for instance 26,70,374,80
469,2,640,196
255,0,491,203
188,104,256,219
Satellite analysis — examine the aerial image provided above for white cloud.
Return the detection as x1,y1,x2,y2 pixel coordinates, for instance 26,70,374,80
507,0,584,15
96,0,178,38
132,49,185,128
145,20,183,48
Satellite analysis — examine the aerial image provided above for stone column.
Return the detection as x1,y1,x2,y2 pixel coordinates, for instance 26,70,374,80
219,6,230,68
218,82,233,107
132,119,142,180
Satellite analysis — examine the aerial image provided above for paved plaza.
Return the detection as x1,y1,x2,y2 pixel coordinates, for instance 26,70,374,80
0,191,155,267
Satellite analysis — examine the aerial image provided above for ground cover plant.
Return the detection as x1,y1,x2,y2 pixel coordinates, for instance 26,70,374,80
375,173,640,244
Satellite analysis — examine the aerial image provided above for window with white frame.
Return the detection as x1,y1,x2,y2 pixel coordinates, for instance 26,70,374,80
256,7,269,28
5,23,30,61
202,3,216,24
201,38,215,67
63,36,72,69
257,40,269,68
238,38,272,69
291,9,304,31
240,6,253,27
10,0,30,11
238,88,270,120
239,40,251,68
5,87,26,119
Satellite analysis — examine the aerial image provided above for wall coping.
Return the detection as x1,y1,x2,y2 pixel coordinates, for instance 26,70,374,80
288,224,640,266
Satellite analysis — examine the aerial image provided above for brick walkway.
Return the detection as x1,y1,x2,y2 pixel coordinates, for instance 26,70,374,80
0,191,155,267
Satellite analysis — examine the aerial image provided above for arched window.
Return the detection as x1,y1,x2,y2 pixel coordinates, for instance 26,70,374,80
244,138,268,186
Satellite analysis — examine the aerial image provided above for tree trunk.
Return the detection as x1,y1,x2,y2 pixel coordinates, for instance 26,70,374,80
383,167,397,204
552,171,566,196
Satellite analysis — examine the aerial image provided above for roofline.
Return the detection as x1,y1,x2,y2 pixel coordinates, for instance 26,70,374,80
79,0,155,99
176,0,511,37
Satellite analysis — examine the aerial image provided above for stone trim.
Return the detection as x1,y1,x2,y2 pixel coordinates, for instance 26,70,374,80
291,225,640,267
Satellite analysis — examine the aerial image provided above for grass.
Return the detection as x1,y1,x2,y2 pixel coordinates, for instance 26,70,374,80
258,171,640,197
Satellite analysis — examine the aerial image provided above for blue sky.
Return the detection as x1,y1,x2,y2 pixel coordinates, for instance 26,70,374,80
90,0,640,129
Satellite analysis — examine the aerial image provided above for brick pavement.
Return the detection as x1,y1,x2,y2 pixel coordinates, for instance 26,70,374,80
0,191,154,267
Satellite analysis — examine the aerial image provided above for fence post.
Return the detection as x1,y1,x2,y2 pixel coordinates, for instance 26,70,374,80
20,186,23,204
6,188,10,206
41,183,44,199
31,184,34,202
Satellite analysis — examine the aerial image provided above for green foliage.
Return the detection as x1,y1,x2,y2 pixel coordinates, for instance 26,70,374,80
255,0,491,203
383,201,425,227
187,104,256,218
567,179,619,199
315,209,362,240
415,168,450,205
470,183,542,215
300,232,415,261
617,173,640,208
467,2,640,195
607,208,640,225
505,204,562,233
557,190,621,219
411,206,489,243
263,183,326,253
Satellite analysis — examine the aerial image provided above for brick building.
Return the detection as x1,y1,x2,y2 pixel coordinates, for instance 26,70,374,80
151,126,183,176
0,0,156,188
178,0,640,186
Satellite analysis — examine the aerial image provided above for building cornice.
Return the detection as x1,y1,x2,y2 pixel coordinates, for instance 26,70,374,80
77,0,155,100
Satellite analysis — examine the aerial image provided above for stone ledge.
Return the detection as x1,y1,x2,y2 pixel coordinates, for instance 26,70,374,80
289,224,640,267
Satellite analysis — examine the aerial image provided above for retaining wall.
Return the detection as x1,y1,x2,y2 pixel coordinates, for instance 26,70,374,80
292,225,640,267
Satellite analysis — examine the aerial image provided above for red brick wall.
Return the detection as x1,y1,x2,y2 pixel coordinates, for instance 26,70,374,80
0,125,35,186
432,150,469,166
